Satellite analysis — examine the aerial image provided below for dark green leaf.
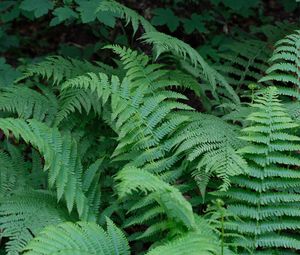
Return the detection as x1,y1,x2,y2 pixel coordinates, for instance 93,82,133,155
19,0,54,18
151,8,180,32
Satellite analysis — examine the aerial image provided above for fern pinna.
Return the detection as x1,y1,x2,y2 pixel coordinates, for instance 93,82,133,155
225,87,300,253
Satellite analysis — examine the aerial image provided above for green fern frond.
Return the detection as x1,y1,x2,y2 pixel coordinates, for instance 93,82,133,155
116,166,195,229
55,88,102,125
172,112,247,195
0,190,72,254
141,31,239,103
225,86,300,253
20,56,107,85
0,118,94,220
259,30,300,97
216,39,271,92
24,219,130,255
146,216,230,255
0,85,57,124
96,0,155,34
0,150,21,194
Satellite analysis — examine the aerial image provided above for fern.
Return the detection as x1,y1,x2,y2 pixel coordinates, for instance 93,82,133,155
0,118,94,220
141,31,239,104
60,48,195,237
55,88,102,125
96,0,155,34
0,85,57,125
146,216,224,255
59,46,247,249
0,149,25,194
173,112,247,194
116,166,195,229
224,87,300,253
216,39,271,93
1,1,298,255
20,56,110,85
0,190,72,255
259,30,300,98
23,219,130,255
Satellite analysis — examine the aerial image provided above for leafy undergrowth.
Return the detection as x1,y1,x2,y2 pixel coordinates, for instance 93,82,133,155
0,0,299,254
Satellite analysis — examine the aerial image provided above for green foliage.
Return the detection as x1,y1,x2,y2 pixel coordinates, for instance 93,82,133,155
19,0,54,18
0,190,71,254
141,31,239,104
146,216,224,255
116,166,195,229
260,30,300,99
0,58,21,88
151,8,180,32
24,219,130,255
224,87,300,253
0,119,94,221
0,0,299,255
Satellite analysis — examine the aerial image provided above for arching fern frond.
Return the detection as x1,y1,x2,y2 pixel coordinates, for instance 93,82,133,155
173,112,247,195
96,0,155,34
116,166,195,230
0,85,57,125
0,118,94,220
24,219,130,255
141,31,239,103
55,88,102,125
146,216,233,255
19,56,108,85
0,190,72,255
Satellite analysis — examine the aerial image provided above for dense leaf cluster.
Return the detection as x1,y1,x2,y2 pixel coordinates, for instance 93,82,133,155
0,0,299,254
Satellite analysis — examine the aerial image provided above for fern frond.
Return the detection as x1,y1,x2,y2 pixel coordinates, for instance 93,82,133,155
216,39,271,91
96,0,155,34
55,88,102,125
0,118,94,220
141,31,239,103
116,166,195,229
20,56,107,85
0,85,57,124
259,30,300,97
0,190,72,254
225,86,300,253
172,112,247,194
24,219,130,255
146,216,228,255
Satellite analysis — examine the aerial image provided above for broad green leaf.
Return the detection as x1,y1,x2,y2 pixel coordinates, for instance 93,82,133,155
183,14,208,34
50,7,78,26
151,8,180,32
97,10,116,27
19,0,54,18
76,0,116,27
0,58,21,87
76,0,100,23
